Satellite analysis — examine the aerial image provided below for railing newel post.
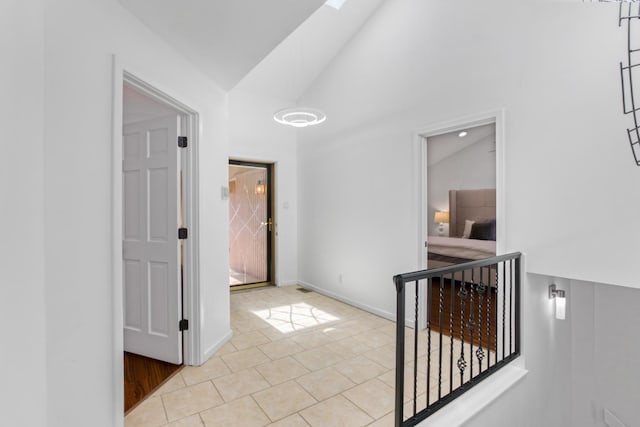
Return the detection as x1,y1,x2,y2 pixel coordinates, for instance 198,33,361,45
395,275,406,427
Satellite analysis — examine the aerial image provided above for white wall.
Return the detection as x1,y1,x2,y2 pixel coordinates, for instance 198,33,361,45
427,136,496,236
43,1,229,425
570,281,640,427
0,2,47,426
296,0,638,425
298,0,639,286
228,88,299,285
461,273,573,427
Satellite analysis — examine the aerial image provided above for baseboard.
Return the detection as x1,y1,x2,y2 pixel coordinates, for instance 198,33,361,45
202,329,233,364
276,280,299,287
297,280,397,323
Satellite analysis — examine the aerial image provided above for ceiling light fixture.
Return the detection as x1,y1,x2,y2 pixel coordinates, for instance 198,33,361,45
273,107,326,128
458,131,468,138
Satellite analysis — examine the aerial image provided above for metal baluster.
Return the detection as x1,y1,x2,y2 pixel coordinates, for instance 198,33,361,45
476,267,486,373
414,280,420,416
487,264,493,370
438,274,444,400
502,260,506,361
515,256,521,355
449,272,454,395
469,269,475,380
457,270,467,386
426,278,432,409
394,276,405,427
509,259,513,356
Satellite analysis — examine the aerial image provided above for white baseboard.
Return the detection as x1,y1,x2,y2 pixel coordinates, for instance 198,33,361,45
276,280,299,287
297,280,398,323
202,330,233,364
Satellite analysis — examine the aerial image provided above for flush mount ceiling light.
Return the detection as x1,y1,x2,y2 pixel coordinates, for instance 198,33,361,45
458,131,468,138
273,107,327,128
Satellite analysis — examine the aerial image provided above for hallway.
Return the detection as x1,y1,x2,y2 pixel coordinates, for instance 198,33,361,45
125,285,453,426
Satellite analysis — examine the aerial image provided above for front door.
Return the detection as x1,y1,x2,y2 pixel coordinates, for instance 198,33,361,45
228,160,273,289
123,115,182,364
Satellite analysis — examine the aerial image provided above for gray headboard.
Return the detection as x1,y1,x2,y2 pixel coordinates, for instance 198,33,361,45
448,189,496,237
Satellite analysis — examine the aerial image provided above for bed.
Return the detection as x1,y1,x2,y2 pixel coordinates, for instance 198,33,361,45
427,188,496,271
426,188,498,347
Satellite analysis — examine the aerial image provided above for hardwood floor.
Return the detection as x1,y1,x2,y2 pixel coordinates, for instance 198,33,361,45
124,352,182,413
428,278,497,350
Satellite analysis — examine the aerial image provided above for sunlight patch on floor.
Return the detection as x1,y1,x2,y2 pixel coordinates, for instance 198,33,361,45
252,302,340,333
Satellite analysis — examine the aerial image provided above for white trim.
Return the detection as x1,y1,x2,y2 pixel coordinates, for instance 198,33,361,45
111,55,202,426
413,109,506,330
417,365,528,427
297,281,400,324
203,330,233,361
277,280,300,287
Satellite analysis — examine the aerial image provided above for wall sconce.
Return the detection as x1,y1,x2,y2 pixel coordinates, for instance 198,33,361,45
549,284,566,320
255,180,266,195
434,211,449,236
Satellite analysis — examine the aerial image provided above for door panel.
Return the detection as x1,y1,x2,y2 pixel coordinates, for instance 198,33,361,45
123,115,182,364
228,161,273,288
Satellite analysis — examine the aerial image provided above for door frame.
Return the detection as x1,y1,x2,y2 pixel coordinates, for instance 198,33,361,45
112,56,201,424
413,109,506,329
228,159,275,289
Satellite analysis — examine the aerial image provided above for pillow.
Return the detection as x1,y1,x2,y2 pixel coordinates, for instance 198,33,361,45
461,220,475,239
469,219,496,241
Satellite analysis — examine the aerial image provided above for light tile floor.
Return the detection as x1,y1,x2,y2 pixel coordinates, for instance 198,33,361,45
125,285,487,427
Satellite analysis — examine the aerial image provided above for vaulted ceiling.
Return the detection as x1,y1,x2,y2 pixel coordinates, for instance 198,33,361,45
119,0,385,97
119,0,326,90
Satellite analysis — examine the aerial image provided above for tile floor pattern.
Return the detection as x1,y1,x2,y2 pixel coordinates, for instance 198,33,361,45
126,285,489,427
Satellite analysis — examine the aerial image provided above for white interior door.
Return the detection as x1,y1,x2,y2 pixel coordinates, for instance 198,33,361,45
123,115,182,364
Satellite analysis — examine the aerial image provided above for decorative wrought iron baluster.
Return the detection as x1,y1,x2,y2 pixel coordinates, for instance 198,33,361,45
476,267,486,373
469,270,475,380
426,278,432,409
438,275,444,400
449,272,455,395
487,264,493,369
457,271,467,385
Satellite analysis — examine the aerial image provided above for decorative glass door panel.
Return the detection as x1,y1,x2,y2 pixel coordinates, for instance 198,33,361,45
228,161,272,288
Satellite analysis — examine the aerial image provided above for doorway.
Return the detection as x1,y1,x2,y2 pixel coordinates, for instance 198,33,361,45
228,160,274,290
120,76,196,413
414,110,505,330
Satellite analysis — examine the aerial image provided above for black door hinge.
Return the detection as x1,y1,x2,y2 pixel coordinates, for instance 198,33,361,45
179,319,189,331
178,136,188,148
178,228,188,239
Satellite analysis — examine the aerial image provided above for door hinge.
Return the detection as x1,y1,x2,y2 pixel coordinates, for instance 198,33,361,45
178,228,188,239
178,136,188,148
179,319,189,331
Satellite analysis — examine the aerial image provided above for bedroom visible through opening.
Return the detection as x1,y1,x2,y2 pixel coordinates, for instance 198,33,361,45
425,122,497,268
424,121,498,336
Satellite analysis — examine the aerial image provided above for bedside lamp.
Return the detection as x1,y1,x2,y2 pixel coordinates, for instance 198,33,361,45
434,211,449,236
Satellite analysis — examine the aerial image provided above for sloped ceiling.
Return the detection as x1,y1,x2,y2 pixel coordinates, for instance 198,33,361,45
119,0,326,90
427,123,496,166
234,0,386,101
